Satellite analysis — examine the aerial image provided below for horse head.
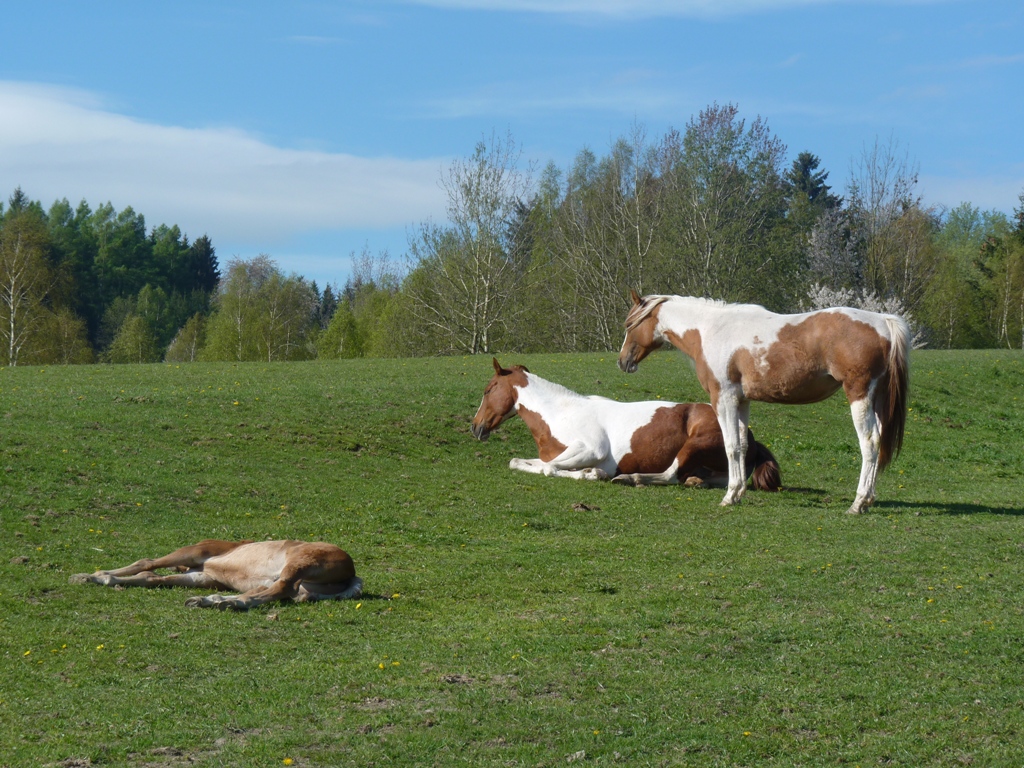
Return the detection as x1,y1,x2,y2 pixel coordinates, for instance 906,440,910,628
618,290,669,374
471,358,527,441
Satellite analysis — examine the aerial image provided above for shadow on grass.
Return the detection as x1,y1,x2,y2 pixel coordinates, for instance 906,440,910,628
872,500,1024,516
777,488,1024,517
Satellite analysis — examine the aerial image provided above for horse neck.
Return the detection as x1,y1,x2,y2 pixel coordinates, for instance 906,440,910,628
515,373,584,417
659,297,716,338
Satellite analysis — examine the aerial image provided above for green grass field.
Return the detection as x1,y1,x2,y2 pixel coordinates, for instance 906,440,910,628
2,350,1023,767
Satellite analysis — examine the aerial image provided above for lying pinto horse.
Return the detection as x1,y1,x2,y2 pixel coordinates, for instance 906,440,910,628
472,358,780,490
69,539,362,610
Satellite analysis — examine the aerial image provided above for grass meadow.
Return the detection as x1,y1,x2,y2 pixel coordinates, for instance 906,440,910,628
1,349,1023,767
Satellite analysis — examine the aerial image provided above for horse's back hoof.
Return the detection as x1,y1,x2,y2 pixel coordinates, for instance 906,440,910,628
69,573,92,585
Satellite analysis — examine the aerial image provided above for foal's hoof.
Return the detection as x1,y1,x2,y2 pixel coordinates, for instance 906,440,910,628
69,573,92,585
184,596,205,608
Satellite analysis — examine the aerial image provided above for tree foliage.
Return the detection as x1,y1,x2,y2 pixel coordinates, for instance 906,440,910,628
5,108,1024,362
201,256,317,362
404,132,534,354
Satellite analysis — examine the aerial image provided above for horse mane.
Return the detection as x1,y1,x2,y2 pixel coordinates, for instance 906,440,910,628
626,295,731,330
624,295,670,330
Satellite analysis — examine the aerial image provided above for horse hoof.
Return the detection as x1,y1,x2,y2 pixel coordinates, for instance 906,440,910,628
847,496,872,515
68,573,92,585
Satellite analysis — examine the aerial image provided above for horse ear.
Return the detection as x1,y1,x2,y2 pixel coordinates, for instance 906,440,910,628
630,288,642,305
492,357,504,375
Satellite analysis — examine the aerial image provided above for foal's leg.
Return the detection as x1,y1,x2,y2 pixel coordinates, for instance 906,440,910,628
74,569,223,589
69,540,245,587
847,387,882,515
715,394,749,506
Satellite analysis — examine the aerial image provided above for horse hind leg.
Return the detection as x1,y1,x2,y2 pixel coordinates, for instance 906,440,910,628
848,392,882,515
612,459,681,486
69,540,245,587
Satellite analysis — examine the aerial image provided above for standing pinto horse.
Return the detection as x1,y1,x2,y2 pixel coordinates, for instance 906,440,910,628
618,291,909,514
472,358,780,490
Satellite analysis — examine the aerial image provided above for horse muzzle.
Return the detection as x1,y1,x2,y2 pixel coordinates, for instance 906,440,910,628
471,423,490,441
618,351,639,374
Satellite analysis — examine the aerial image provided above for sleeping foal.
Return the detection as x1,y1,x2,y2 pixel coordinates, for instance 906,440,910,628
69,539,362,610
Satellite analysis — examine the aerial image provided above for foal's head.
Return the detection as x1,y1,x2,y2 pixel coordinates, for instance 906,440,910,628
618,290,669,374
471,358,528,441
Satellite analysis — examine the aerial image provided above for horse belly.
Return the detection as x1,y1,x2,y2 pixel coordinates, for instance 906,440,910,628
742,370,841,404
732,343,841,404
203,542,289,592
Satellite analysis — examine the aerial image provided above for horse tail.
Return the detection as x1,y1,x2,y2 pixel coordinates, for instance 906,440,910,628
879,315,911,471
749,439,782,492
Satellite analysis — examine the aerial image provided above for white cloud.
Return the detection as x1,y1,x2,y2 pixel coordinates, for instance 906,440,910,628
423,71,692,120
0,81,446,244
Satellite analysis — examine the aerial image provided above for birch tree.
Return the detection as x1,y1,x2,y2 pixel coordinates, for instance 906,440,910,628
845,136,938,316
0,200,53,365
547,126,671,349
659,103,792,306
405,132,533,354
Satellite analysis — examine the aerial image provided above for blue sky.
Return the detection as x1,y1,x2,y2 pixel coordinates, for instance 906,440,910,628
1,1,1021,288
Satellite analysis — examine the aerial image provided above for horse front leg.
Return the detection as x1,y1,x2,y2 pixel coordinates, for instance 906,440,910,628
715,395,749,506
848,395,881,514
509,457,608,480
540,442,610,480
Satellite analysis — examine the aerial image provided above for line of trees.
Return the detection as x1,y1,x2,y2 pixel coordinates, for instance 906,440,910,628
4,102,1024,366
0,188,220,365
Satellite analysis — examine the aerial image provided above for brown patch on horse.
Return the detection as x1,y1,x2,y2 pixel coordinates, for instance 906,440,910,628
619,295,670,373
664,329,723,407
517,405,568,461
616,403,700,475
472,362,530,440
616,402,781,490
730,314,890,404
